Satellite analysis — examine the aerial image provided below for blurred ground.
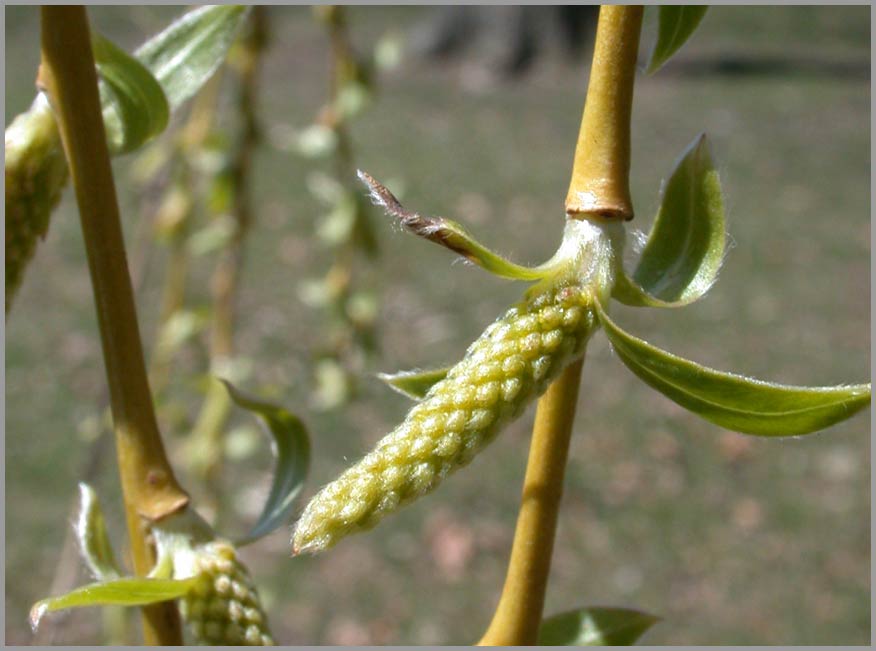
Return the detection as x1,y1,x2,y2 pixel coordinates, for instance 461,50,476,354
5,6,870,646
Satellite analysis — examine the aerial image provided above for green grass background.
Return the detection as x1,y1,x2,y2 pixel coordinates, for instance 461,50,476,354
5,6,870,645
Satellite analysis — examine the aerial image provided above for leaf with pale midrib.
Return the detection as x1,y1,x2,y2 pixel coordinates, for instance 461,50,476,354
221,380,311,545
538,606,660,646
614,133,725,308
596,301,871,436
93,33,169,154
647,6,709,74
31,577,198,632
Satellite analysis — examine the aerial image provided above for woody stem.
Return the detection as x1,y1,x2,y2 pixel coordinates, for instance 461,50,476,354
39,6,188,644
478,5,643,645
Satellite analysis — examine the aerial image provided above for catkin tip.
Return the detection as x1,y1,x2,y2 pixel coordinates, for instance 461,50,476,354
291,528,319,556
291,527,309,556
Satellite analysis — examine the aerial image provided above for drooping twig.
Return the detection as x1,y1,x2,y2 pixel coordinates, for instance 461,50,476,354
187,7,269,511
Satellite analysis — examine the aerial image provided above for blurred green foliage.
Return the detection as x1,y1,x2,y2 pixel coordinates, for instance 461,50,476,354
5,5,869,645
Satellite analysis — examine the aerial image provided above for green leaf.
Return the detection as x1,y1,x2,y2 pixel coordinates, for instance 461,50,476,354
221,381,311,545
313,358,351,411
187,214,236,256
294,124,339,158
335,79,373,120
30,576,198,632
358,170,552,281
378,367,450,400
135,5,249,113
154,309,208,360
616,134,725,308
373,32,403,71
538,606,660,646
75,484,122,581
647,6,708,74
317,193,358,245
92,33,170,154
347,290,379,327
595,301,871,436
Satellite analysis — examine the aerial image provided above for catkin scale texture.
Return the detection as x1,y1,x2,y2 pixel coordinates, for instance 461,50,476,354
294,275,602,554
5,101,69,313
178,542,274,646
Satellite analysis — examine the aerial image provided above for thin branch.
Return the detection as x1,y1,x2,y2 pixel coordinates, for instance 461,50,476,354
477,359,585,645
39,6,187,644
479,5,644,645
565,6,644,220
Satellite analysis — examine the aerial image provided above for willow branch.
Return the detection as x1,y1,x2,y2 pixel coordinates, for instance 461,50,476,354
189,7,268,495
478,358,585,645
479,5,643,645
565,6,643,220
39,6,188,644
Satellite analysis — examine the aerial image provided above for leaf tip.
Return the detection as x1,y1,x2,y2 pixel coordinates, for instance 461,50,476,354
29,601,48,632
684,131,713,165
77,481,94,504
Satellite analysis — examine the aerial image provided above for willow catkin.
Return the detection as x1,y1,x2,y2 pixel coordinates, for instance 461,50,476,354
179,541,274,646
5,97,69,313
293,218,623,554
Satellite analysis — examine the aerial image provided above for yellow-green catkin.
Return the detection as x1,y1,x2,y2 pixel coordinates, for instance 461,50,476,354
5,96,69,313
179,541,274,646
293,218,624,554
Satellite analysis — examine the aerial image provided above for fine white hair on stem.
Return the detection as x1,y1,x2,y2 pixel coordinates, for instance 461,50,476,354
356,169,469,256
357,169,419,226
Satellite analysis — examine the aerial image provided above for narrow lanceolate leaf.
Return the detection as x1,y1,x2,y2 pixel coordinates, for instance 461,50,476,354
75,483,121,581
135,5,250,112
378,367,451,400
538,607,661,646
222,380,311,545
647,6,708,74
92,33,169,154
595,301,871,436
358,170,554,281
30,577,198,632
614,134,724,308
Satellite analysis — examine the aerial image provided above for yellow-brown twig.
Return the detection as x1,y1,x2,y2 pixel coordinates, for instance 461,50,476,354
39,6,188,644
478,358,585,645
565,5,643,221
479,5,643,645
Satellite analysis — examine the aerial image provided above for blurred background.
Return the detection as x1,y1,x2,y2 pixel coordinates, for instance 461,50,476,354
5,5,870,645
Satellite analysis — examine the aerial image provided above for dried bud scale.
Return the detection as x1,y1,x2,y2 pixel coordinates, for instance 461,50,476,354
294,218,624,554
